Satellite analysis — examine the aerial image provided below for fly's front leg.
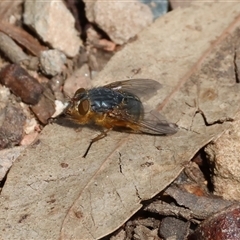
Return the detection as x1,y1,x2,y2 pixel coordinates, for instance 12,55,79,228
83,128,112,158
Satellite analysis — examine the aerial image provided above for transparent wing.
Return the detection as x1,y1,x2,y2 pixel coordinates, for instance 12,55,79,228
135,110,178,135
109,107,178,135
104,79,162,100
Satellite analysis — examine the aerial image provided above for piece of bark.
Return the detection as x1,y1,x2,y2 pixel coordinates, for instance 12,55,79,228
30,92,55,124
0,64,43,105
0,21,46,56
133,226,159,240
144,201,197,222
0,1,23,21
165,186,234,219
0,32,29,63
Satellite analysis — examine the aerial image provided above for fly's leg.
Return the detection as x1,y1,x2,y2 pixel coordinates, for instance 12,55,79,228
83,128,112,158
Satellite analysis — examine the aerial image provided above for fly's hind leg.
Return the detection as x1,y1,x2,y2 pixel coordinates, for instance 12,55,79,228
83,128,112,158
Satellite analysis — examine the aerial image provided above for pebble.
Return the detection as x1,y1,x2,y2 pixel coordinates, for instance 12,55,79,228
23,0,82,57
84,0,153,45
40,49,67,76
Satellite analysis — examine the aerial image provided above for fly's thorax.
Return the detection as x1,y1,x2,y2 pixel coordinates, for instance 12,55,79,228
88,87,124,113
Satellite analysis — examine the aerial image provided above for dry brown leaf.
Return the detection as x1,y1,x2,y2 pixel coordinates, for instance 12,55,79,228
1,3,240,240
0,146,25,181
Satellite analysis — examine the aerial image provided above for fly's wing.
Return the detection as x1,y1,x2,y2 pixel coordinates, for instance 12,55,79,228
135,110,178,135
109,106,178,135
104,79,162,101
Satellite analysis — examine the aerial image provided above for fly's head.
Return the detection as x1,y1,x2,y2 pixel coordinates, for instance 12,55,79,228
66,88,90,122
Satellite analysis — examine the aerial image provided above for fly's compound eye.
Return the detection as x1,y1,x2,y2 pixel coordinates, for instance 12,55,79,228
73,88,86,100
78,99,89,115
75,88,85,95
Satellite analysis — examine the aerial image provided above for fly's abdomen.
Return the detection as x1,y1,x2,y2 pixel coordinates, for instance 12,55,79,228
89,87,123,112
122,92,144,121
